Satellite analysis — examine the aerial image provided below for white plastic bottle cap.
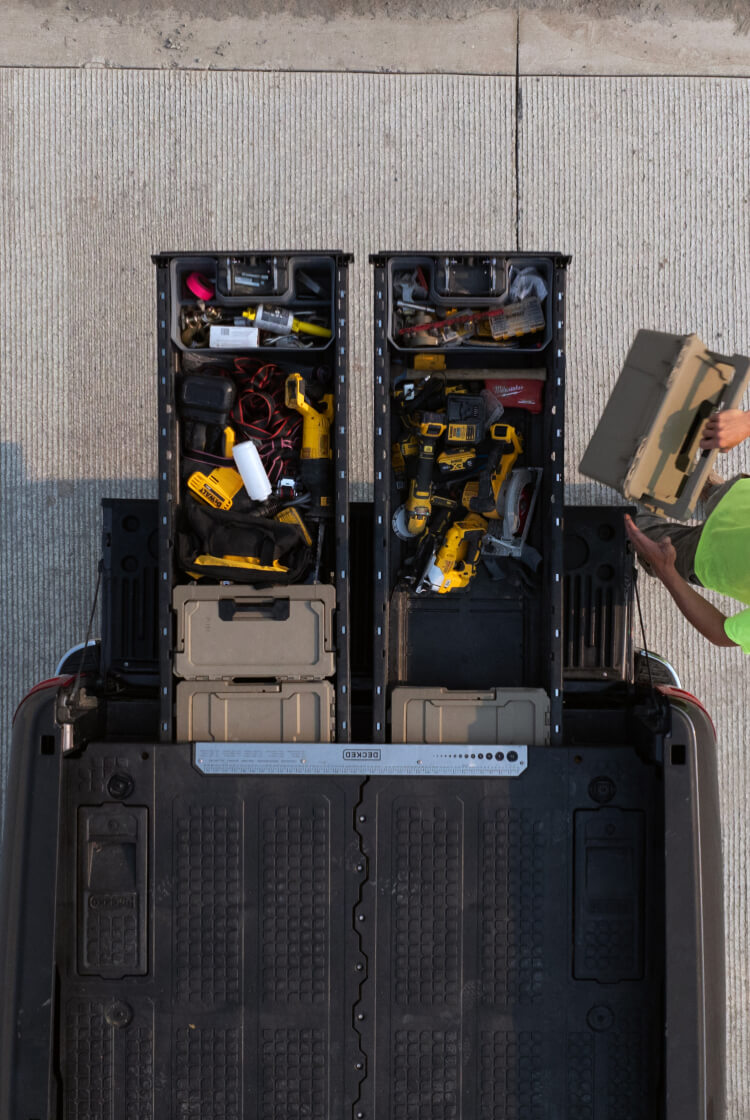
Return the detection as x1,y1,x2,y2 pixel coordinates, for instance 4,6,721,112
232,440,272,501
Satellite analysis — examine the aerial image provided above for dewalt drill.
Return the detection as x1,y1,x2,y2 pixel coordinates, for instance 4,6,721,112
285,372,334,579
462,422,523,518
392,411,447,540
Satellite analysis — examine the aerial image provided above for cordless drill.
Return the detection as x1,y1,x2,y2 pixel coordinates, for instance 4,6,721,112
392,411,447,540
285,372,334,579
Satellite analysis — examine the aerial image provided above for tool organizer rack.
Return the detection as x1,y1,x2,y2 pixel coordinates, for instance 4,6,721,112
153,251,352,743
370,251,570,746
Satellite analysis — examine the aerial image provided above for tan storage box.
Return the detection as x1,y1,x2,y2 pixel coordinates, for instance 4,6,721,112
580,331,750,520
390,686,550,746
176,680,335,742
172,584,335,681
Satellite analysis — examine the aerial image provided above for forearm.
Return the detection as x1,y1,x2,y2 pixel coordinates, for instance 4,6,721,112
660,568,737,646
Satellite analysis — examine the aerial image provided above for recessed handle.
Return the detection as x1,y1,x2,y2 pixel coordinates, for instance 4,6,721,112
218,599,291,622
675,399,714,472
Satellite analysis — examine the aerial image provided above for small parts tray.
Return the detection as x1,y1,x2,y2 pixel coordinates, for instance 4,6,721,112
391,686,550,745
175,680,335,742
580,330,750,521
170,253,336,353
387,254,554,354
173,584,336,681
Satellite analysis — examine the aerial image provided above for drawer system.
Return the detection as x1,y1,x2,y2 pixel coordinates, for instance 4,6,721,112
154,251,351,743
371,251,570,746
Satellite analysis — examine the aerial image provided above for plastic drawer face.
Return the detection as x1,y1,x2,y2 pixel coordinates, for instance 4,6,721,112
370,251,569,746
173,584,336,681
391,685,550,745
175,680,335,742
580,330,750,521
154,251,351,743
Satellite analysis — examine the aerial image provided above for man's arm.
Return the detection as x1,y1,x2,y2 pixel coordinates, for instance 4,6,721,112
699,408,750,451
624,515,738,647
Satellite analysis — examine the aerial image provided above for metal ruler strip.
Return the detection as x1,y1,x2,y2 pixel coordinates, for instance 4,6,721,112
194,742,527,777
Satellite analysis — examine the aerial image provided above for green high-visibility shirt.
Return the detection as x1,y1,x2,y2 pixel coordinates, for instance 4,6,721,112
694,478,750,653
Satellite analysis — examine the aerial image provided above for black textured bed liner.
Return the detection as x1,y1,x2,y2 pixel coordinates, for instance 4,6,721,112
55,739,664,1119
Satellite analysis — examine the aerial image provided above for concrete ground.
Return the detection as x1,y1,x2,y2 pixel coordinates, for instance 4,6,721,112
1,5,749,1114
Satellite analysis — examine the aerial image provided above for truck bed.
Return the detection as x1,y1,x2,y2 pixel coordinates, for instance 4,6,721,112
1,681,724,1119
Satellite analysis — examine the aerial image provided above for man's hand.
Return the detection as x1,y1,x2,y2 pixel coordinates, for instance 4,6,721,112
624,514,677,580
699,408,750,451
624,514,737,646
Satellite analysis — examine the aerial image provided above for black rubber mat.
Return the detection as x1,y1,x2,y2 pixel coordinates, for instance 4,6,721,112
54,742,664,1119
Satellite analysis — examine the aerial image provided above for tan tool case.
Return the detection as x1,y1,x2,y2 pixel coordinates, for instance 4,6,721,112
172,584,336,681
390,685,550,746
176,679,335,742
580,330,750,520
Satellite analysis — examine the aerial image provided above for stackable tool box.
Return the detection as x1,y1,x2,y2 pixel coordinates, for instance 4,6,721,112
580,329,750,518
0,251,726,1120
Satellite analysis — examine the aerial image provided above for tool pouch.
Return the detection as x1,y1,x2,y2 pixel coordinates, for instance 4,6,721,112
177,496,311,584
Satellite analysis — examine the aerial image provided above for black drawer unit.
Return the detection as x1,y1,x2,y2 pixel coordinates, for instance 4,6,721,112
371,251,569,746
153,251,352,742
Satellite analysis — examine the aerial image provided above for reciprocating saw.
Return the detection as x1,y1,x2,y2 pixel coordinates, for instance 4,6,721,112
284,372,334,580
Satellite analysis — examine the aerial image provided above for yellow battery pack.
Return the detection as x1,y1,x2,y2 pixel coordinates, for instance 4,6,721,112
187,467,244,511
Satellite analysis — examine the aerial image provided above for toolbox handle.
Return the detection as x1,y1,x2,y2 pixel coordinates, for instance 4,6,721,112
675,399,714,472
218,599,291,622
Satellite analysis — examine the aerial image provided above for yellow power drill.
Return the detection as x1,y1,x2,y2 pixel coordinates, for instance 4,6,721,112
285,372,335,579
392,411,447,540
462,423,523,518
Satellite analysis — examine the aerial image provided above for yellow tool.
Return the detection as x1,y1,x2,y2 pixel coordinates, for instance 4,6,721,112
413,354,446,371
187,466,244,511
437,448,478,475
462,423,523,519
243,306,332,339
392,433,418,488
417,513,488,593
275,506,312,547
284,372,335,579
190,554,289,574
223,425,236,457
392,411,447,540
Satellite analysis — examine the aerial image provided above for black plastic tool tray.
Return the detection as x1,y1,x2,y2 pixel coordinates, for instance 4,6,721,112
371,251,570,745
153,251,352,742
170,252,338,355
386,253,555,354
563,505,635,682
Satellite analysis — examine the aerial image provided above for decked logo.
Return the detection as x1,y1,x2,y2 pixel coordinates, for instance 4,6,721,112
343,749,382,761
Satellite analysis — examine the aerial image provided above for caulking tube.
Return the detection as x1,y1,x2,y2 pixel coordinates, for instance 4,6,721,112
232,441,272,501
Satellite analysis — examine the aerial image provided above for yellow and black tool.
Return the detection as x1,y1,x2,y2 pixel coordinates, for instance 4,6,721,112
436,392,484,475
392,411,447,540
189,554,289,576
187,466,244,511
462,422,523,518
285,372,335,579
243,305,332,339
417,513,488,593
392,433,418,488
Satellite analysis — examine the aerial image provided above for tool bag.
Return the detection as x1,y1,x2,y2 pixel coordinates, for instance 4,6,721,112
176,496,311,584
